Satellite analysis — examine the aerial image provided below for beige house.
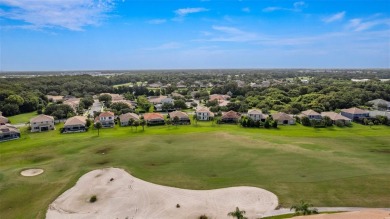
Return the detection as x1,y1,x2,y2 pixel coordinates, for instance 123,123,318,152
221,111,240,123
321,112,352,124
0,124,20,142
30,114,55,132
63,116,87,133
169,111,190,125
119,113,140,126
195,107,214,121
247,109,267,122
300,109,322,120
95,111,115,128
272,112,295,125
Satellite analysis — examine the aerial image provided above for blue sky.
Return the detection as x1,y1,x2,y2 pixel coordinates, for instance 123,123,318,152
0,0,389,71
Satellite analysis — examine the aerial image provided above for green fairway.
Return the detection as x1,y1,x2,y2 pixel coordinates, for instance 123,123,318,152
7,111,38,124
1,122,389,218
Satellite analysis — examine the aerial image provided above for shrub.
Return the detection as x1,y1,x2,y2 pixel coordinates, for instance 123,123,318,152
89,195,97,203
335,120,345,127
301,116,311,126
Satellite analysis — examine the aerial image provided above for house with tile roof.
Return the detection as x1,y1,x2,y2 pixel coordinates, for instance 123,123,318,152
195,107,214,121
144,113,165,126
0,124,20,142
300,109,322,120
30,114,55,132
272,112,295,125
368,99,390,111
247,109,267,122
169,111,190,125
340,107,369,120
119,113,140,126
63,116,87,133
95,111,115,128
321,112,352,125
221,111,240,123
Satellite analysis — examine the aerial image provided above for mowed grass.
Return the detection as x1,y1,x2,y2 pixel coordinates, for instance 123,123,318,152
7,111,38,124
1,122,390,218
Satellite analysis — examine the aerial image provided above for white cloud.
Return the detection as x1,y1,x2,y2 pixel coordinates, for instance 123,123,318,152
0,0,117,31
144,42,182,50
263,1,306,12
242,7,250,13
347,16,390,31
201,26,258,42
323,11,346,23
147,19,167,24
174,7,208,17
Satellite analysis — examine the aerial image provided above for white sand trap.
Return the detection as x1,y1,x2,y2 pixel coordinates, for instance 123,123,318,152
20,168,44,176
46,168,278,219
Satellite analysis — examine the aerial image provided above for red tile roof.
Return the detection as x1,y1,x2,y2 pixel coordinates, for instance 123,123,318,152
144,113,164,121
341,107,368,114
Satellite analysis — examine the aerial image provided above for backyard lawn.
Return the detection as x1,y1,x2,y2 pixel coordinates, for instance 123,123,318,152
7,111,38,124
0,122,389,218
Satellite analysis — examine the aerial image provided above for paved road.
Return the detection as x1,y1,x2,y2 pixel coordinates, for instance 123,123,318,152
261,207,390,217
86,100,103,116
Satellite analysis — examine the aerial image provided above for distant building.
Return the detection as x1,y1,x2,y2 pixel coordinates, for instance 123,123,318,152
0,124,20,142
30,114,55,132
195,107,214,121
221,111,240,123
169,111,190,125
300,110,322,120
95,111,115,128
247,109,267,122
368,99,390,111
369,110,390,119
63,116,87,133
272,112,295,125
119,113,140,126
340,107,369,120
321,112,351,125
144,113,165,126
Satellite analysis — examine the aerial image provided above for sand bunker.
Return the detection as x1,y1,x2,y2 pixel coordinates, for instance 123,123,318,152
20,168,44,176
46,168,278,219
292,210,390,219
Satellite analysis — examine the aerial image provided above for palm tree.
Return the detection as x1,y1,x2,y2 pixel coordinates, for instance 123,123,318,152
192,114,198,126
173,116,180,127
133,120,140,132
128,118,134,130
290,200,318,215
227,207,247,219
94,122,102,136
140,119,146,131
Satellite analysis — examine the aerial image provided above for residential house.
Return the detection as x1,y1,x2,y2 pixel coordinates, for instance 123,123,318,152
247,109,267,122
0,124,20,142
300,110,322,120
272,112,295,125
95,111,115,128
144,113,165,126
368,99,390,111
63,98,80,112
63,116,87,133
119,113,140,126
196,107,214,121
47,95,64,103
0,112,9,125
100,93,124,102
369,110,390,119
221,111,240,123
340,107,369,120
321,112,352,125
30,114,55,132
149,96,174,111
169,111,190,125
209,94,230,106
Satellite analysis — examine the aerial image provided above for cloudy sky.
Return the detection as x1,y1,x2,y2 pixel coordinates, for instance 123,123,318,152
0,0,389,71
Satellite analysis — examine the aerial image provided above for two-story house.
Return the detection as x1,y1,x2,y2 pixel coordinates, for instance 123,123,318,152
30,114,55,132
195,107,214,121
247,109,267,122
95,111,115,128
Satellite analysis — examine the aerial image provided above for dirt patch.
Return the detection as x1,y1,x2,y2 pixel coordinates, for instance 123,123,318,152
20,168,44,176
370,149,390,154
